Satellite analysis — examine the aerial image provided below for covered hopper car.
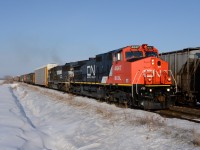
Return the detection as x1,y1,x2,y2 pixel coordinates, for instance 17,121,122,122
160,47,200,105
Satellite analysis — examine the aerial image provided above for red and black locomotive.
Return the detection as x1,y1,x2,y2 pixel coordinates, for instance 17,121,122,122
48,44,175,109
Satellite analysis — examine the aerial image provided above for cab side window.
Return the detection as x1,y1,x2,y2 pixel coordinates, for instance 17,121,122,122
113,51,123,62
116,52,122,61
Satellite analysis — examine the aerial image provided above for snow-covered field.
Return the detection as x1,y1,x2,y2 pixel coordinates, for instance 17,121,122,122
0,81,200,150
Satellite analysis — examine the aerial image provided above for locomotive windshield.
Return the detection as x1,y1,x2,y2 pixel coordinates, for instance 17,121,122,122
145,52,158,57
126,51,143,59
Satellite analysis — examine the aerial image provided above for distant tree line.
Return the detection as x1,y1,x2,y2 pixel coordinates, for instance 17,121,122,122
1,75,14,84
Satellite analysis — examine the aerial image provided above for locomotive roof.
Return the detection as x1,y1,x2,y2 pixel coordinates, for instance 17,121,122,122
65,59,88,67
96,46,132,56
160,47,200,55
95,49,118,57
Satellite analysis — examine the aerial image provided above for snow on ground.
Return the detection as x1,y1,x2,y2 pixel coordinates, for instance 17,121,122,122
0,82,200,150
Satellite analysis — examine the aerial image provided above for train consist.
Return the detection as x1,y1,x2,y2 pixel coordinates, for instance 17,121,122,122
160,47,200,105
17,44,176,110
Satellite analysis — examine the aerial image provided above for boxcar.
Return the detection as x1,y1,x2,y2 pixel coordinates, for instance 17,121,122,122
35,64,58,87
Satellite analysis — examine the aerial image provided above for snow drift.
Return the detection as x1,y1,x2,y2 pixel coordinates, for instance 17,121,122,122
0,81,200,150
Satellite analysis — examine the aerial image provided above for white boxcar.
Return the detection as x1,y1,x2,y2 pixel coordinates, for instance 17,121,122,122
35,64,58,86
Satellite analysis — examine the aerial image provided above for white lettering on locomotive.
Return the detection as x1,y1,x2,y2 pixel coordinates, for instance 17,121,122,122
87,65,96,78
142,70,167,77
114,65,122,71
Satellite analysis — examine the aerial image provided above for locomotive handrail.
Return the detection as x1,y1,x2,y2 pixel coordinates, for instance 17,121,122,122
162,70,178,93
132,69,146,96
132,70,141,97
135,70,146,95
167,70,178,93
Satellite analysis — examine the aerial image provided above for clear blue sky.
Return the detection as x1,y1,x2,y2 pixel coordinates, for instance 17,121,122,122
0,0,200,77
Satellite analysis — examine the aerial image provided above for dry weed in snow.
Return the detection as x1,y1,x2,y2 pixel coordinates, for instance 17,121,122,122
192,129,200,146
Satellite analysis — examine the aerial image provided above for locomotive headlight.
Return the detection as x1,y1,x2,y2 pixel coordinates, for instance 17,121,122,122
151,59,155,65
149,89,152,92
167,88,170,92
167,77,171,81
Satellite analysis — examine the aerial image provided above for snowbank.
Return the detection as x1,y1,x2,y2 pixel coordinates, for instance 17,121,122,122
0,82,200,150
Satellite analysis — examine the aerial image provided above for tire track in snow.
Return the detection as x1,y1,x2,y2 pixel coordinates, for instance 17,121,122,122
9,87,36,129
9,86,53,150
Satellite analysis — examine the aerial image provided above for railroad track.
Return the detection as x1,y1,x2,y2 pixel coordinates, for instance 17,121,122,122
155,106,200,123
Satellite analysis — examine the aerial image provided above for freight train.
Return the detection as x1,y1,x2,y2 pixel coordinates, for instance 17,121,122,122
160,47,200,105
17,44,176,109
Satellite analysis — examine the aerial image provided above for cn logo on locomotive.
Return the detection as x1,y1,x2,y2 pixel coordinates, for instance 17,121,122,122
142,69,167,78
87,65,96,78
